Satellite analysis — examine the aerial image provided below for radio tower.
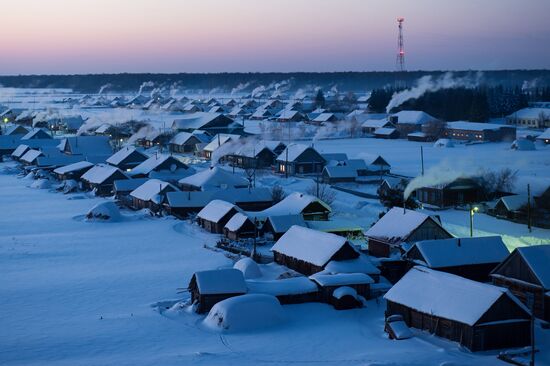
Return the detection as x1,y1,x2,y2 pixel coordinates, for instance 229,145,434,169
396,17,405,72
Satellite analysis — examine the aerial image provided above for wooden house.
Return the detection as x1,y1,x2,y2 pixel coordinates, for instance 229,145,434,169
188,269,247,314
385,267,531,351
390,111,437,137
129,179,178,212
275,144,326,175
271,226,360,276
360,118,393,135
373,127,399,139
130,154,194,181
490,245,550,321
275,110,305,122
53,161,94,181
223,140,285,169
178,166,249,191
492,194,528,219
258,192,331,221
113,178,149,201
223,212,257,241
171,112,238,136
415,177,482,208
106,147,148,172
5,125,29,136
261,214,307,240
200,133,240,160
197,200,241,234
444,121,516,142
80,164,129,196
168,132,210,153
57,136,112,156
405,236,509,282
365,207,453,258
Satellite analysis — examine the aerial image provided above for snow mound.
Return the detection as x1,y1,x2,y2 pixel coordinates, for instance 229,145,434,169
30,178,51,189
234,257,262,279
59,179,79,194
333,286,358,300
433,138,454,148
23,172,35,180
204,294,284,332
511,139,535,151
86,202,122,221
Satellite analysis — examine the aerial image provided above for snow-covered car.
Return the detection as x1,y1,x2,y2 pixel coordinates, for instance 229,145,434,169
385,314,413,340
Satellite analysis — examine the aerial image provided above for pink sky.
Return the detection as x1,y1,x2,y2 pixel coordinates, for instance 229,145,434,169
1,0,549,74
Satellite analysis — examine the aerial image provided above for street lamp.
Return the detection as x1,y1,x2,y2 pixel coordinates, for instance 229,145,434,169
469,204,479,237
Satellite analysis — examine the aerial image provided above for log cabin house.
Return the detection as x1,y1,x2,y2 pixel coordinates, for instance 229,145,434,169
106,147,148,172
275,144,326,176
80,164,129,196
129,179,178,212
188,268,247,314
197,200,241,234
223,212,257,241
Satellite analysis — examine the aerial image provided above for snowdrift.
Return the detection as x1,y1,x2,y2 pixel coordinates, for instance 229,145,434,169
233,257,262,279
30,178,51,189
86,202,122,221
204,294,284,332
433,138,454,148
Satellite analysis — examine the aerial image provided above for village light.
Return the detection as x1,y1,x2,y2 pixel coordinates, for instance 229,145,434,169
3,117,8,123
469,205,479,237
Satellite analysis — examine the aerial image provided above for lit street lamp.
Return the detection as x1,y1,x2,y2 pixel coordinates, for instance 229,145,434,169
469,204,479,237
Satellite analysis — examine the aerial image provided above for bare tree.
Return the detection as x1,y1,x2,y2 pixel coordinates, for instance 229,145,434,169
476,168,518,199
271,185,286,203
306,181,336,206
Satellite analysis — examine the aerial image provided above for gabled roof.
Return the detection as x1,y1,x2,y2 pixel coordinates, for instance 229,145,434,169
385,267,529,326
166,187,272,208
20,149,43,163
58,136,112,156
275,143,324,163
172,112,232,130
53,161,94,175
516,245,550,289
21,128,52,140
178,167,249,191
365,207,447,244
81,164,126,184
130,179,177,203
169,131,210,145
224,212,253,232
130,154,188,176
497,194,528,212
312,113,336,123
392,110,436,125
192,269,247,295
507,107,550,119
361,119,390,129
257,192,331,218
106,147,148,166
536,128,550,140
203,134,240,153
11,144,30,158
409,236,509,268
197,200,239,222
113,178,150,193
446,121,509,131
271,225,351,267
265,214,307,233
5,125,29,135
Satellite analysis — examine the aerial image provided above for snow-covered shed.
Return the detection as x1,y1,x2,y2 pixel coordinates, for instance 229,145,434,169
536,128,550,144
415,177,482,208
256,192,331,221
178,166,249,191
491,245,550,321
390,110,438,137
53,161,94,181
223,212,257,241
106,147,148,172
385,267,531,351
405,236,509,282
80,164,129,196
197,200,241,234
271,226,360,276
365,207,452,258
129,179,178,211
188,268,247,314
275,144,326,176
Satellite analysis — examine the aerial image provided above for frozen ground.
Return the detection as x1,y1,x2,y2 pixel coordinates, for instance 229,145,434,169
2,167,550,366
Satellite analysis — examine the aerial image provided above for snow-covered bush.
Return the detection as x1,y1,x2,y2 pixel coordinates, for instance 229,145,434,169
86,202,122,221
204,294,284,332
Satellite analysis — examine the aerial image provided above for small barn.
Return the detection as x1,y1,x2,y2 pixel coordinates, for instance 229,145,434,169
80,164,129,196
275,144,326,176
106,147,148,172
405,236,509,282
223,212,257,241
385,267,531,351
271,225,360,276
53,161,94,181
415,177,483,208
365,207,453,258
188,269,247,314
490,245,550,321
129,179,178,212
197,200,241,234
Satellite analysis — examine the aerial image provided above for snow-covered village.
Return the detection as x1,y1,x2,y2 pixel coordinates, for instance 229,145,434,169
1,1,550,366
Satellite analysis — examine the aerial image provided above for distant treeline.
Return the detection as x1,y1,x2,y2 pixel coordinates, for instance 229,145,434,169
0,70,549,94
369,85,550,122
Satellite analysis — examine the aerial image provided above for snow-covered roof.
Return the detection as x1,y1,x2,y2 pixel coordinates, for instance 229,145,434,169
224,212,252,232
365,207,442,244
197,200,238,222
309,273,374,287
246,277,318,296
361,119,389,129
312,113,336,123
130,179,176,203
322,256,380,275
332,286,358,299
277,110,302,120
271,226,350,267
536,128,550,140
257,192,331,218
113,178,150,193
374,127,397,135
106,147,147,166
265,214,307,233
410,236,509,268
178,167,249,191
446,121,508,131
498,194,528,212
507,107,550,119
5,124,29,135
323,165,358,179
58,136,112,156
11,144,30,158
20,149,43,163
53,161,94,175
193,269,247,295
166,187,272,208
170,132,200,146
21,128,51,140
81,164,126,184
172,112,231,130
130,154,187,176
233,258,262,279
392,111,436,125
516,245,550,289
384,267,528,326
275,143,323,163
202,134,240,153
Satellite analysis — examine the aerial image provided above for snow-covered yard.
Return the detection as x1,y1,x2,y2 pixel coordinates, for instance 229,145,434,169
2,167,550,365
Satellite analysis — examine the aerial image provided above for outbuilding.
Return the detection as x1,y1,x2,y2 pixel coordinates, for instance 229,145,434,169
197,200,241,234
188,269,247,314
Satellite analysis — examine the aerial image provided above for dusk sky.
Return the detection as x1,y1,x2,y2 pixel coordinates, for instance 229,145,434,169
1,0,549,74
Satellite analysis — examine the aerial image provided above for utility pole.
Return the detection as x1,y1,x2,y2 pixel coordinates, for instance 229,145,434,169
420,146,425,176
527,183,532,233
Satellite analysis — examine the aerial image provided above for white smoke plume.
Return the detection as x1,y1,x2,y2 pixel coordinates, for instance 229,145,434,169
208,87,224,95
386,72,483,113
231,82,252,96
251,85,266,98
138,81,155,95
98,84,112,95
522,79,540,92
209,136,249,167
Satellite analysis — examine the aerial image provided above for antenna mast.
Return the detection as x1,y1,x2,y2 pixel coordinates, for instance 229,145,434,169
396,17,406,72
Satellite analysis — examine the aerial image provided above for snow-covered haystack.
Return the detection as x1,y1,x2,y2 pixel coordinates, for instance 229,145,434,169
30,178,51,189
511,138,535,151
204,294,284,332
85,202,122,221
433,138,454,148
233,257,262,279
